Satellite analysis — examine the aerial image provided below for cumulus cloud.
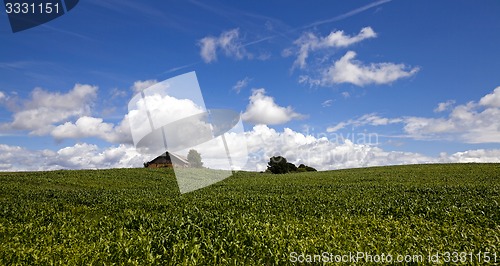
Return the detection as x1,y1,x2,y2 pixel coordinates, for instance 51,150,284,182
479,86,500,107
328,87,500,144
49,143,145,169
0,84,97,135
292,27,377,69
1,125,499,171
290,27,419,88
322,51,420,86
401,88,500,143
239,125,498,171
232,77,251,93
198,28,251,63
51,116,131,143
0,78,212,146
50,90,208,147
440,149,500,163
140,93,204,125
131,79,158,94
242,88,305,125
403,97,500,143
0,143,147,171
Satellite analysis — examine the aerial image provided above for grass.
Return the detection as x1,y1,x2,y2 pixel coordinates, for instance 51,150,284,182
0,163,499,265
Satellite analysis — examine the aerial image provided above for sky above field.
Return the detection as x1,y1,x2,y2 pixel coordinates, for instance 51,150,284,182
1,0,500,171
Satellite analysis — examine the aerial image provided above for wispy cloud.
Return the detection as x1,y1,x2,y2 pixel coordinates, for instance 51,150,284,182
327,113,402,132
243,0,391,47
0,61,55,70
199,28,252,63
162,62,200,75
88,0,198,33
321,99,333,107
195,0,391,65
303,0,392,29
232,77,252,93
41,24,91,41
291,27,377,69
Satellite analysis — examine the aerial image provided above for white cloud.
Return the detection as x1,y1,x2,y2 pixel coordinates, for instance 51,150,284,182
131,79,158,94
0,79,212,147
292,27,377,69
328,87,500,144
326,122,348,133
322,99,333,107
0,91,5,101
51,116,131,143
441,149,500,163
127,91,213,156
403,117,456,138
50,143,145,169
138,93,205,127
257,52,271,61
232,77,251,93
110,88,127,98
198,28,251,63
1,84,97,135
298,75,321,87
327,113,402,132
322,51,420,86
281,48,293,58
199,37,217,63
322,27,376,47
0,143,147,171
50,90,208,147
434,100,455,112
479,86,500,107
0,126,499,172
242,88,305,125
402,88,500,143
242,126,499,171
341,92,351,98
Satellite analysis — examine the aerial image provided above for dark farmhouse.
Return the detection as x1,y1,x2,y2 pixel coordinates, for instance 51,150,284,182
144,151,189,168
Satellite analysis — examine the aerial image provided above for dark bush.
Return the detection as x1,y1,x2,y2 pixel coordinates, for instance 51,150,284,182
298,163,317,172
267,156,294,174
267,156,318,174
305,166,317,172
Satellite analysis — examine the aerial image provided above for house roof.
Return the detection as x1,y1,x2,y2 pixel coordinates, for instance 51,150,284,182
148,151,189,165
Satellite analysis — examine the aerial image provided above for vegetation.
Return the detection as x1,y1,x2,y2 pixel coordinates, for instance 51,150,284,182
267,156,316,174
187,149,203,168
297,163,317,172
0,163,499,265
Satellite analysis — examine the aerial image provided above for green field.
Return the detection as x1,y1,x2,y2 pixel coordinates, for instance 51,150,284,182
0,164,499,265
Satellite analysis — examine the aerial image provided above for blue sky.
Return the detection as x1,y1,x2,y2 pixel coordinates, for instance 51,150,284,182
1,0,500,171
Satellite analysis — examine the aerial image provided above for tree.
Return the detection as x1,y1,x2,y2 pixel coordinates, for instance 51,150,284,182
267,156,296,174
187,149,203,168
